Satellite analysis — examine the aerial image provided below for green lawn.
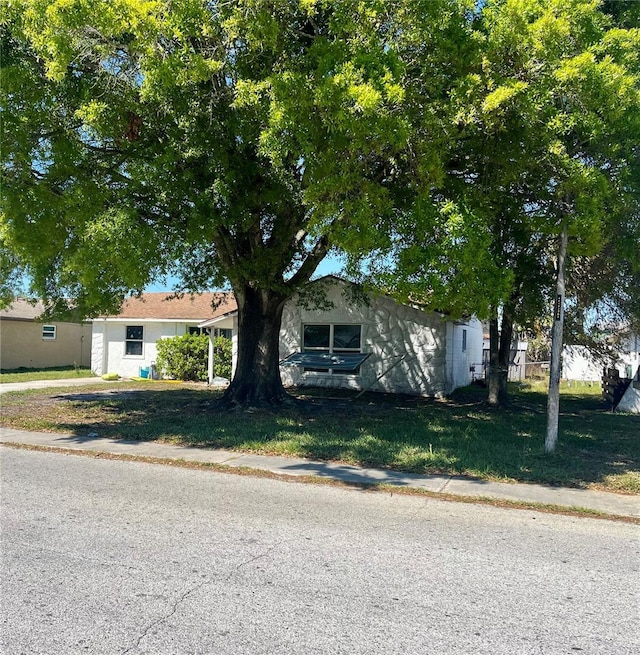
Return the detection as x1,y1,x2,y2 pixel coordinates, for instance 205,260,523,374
0,366,95,383
1,380,637,493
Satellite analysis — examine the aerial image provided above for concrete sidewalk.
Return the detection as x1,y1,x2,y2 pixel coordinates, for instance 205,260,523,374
1,427,637,519
0,377,108,394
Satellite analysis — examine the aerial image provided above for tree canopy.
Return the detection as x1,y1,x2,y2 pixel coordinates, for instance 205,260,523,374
1,0,473,405
352,0,640,403
2,0,638,408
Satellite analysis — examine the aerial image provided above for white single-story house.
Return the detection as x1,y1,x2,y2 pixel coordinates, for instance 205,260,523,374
202,277,483,397
91,292,236,378
562,332,640,383
93,278,483,396
0,298,92,370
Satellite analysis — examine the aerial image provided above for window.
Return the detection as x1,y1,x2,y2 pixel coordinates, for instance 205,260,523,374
462,329,467,353
190,327,232,339
125,325,143,356
303,324,362,374
42,325,56,340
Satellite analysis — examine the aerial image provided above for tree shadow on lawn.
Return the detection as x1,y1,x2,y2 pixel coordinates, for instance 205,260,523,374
46,385,640,490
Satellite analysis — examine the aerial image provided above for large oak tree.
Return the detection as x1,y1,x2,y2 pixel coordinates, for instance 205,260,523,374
1,0,468,406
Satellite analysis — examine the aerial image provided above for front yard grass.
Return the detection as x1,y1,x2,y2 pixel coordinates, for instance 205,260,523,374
1,380,637,493
0,366,94,383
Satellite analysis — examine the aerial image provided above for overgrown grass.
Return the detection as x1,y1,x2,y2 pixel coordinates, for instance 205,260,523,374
1,380,638,493
0,366,95,383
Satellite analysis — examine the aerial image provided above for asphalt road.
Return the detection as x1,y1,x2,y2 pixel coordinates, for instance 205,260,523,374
1,448,638,655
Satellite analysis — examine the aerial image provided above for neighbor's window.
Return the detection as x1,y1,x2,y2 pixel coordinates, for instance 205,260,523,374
302,324,362,374
42,325,56,340
462,329,467,353
125,325,143,356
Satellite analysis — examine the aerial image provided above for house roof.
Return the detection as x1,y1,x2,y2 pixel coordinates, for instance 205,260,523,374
103,292,237,321
0,298,45,321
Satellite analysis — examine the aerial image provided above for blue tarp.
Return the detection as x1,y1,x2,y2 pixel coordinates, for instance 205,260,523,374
280,352,370,371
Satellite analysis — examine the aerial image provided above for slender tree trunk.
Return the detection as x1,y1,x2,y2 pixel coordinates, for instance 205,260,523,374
545,225,568,453
219,285,290,408
488,307,515,407
497,308,515,402
487,316,502,406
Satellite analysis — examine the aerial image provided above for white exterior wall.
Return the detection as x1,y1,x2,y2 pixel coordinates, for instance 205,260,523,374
91,321,106,376
91,319,201,378
616,366,640,414
562,341,640,382
445,320,484,392
279,281,451,396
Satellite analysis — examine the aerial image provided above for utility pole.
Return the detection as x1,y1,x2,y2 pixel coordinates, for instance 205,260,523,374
545,224,568,454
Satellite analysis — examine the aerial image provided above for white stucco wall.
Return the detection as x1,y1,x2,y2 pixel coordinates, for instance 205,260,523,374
91,319,201,378
279,280,477,397
445,320,484,392
562,344,640,382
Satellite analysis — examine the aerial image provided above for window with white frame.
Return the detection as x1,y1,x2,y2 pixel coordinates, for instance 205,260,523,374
42,325,56,340
462,329,467,353
302,324,362,374
125,326,143,356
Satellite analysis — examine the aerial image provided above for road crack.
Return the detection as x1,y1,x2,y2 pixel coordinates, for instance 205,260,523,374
119,581,206,655
225,541,285,581
119,541,286,653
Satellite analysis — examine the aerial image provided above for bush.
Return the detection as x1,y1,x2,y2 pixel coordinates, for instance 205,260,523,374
213,335,232,380
155,333,209,382
155,333,233,382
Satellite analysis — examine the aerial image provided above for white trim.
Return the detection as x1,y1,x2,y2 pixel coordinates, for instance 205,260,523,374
199,312,238,329
42,325,57,340
93,318,207,324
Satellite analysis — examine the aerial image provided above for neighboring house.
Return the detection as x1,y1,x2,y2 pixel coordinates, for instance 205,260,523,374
201,277,484,397
0,298,92,370
616,365,640,414
91,293,236,378
481,330,529,381
562,332,640,383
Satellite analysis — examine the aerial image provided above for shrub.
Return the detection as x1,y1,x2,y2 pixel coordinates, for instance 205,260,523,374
155,333,209,382
155,333,233,382
213,335,232,380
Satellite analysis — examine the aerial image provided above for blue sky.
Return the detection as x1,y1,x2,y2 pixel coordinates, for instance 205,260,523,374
144,253,346,292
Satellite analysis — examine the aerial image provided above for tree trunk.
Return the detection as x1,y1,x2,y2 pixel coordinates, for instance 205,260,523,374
487,316,502,406
487,308,515,407
497,307,515,401
219,285,290,409
545,225,568,453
